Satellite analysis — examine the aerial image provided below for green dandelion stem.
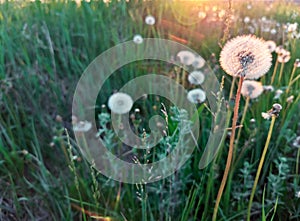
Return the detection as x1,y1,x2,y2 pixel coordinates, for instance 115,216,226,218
270,59,279,85
247,115,276,221
212,76,244,221
286,65,297,94
278,63,285,83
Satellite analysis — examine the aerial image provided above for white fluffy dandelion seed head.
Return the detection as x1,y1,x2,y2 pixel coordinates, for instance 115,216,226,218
108,92,133,114
192,56,206,69
133,34,143,44
187,89,206,104
265,40,277,52
177,50,195,66
73,121,92,132
241,80,264,99
219,35,272,79
277,51,291,63
287,22,298,33
188,71,205,85
145,15,155,25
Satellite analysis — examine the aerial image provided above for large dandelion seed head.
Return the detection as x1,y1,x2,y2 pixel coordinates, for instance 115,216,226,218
187,89,206,104
220,35,272,79
241,80,264,99
108,92,133,114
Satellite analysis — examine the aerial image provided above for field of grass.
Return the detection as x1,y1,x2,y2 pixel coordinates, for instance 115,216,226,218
0,0,300,220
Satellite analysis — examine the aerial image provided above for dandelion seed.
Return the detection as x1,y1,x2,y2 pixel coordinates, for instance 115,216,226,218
133,34,143,44
247,4,252,10
250,118,256,123
188,71,205,85
192,56,206,69
73,121,92,132
265,40,276,52
241,80,264,99
263,85,274,92
145,15,155,25
108,92,133,114
219,35,272,79
187,89,206,104
274,89,283,99
296,191,300,198
177,50,195,66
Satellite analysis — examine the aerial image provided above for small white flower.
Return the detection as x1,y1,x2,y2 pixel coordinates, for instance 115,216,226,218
108,92,133,114
244,16,250,23
187,89,206,104
188,71,205,85
177,50,195,66
73,121,92,132
133,34,143,44
145,15,155,25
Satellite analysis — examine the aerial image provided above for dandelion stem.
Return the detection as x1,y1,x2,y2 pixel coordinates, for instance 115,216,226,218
270,59,279,85
247,115,276,221
212,76,244,221
234,96,250,160
286,65,297,94
278,63,285,83
224,96,250,207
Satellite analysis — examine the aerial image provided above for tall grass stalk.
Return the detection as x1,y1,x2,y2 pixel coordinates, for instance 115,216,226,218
247,115,276,221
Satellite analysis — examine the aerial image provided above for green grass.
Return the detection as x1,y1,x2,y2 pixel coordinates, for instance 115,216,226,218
0,0,300,220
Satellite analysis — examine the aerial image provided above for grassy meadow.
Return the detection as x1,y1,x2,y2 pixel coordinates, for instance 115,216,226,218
0,0,300,220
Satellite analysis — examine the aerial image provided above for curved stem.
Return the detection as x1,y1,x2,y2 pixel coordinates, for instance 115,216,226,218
212,76,244,221
247,115,276,221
